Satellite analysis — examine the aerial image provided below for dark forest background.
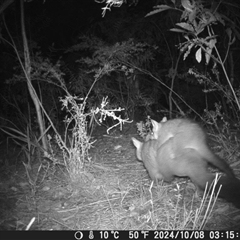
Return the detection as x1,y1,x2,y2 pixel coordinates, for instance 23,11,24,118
0,0,240,150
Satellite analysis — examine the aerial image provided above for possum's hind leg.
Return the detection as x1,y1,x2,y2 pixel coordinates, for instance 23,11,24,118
176,148,215,191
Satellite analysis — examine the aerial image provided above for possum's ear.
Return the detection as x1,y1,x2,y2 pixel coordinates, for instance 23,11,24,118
150,119,161,139
131,137,143,161
161,117,167,123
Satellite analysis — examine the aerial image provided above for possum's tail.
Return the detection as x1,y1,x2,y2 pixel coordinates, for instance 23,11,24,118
215,176,240,208
183,149,240,209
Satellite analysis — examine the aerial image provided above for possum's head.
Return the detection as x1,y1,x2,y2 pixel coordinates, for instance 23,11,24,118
150,118,166,139
145,117,167,141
